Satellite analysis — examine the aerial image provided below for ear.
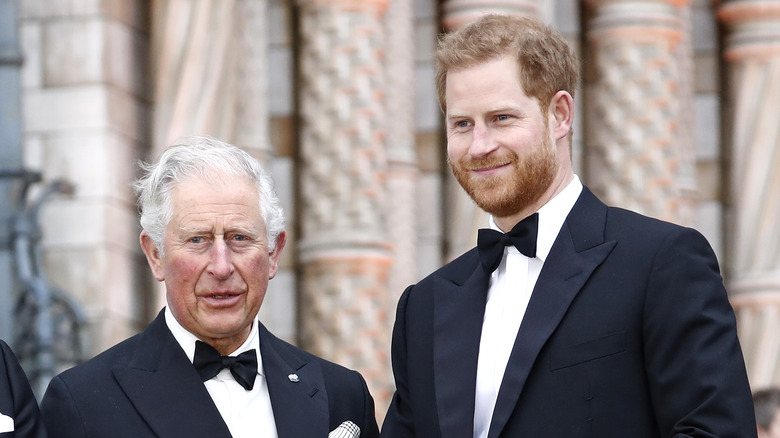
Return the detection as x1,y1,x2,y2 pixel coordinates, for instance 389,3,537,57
548,90,574,141
140,232,165,282
267,230,287,280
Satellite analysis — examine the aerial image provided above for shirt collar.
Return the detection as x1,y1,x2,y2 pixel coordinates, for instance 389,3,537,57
488,175,583,262
164,306,264,377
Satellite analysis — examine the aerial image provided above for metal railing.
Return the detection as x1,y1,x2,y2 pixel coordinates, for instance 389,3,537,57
0,169,86,398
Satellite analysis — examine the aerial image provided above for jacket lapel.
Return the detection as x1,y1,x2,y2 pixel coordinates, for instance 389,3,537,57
112,311,232,438
433,250,491,438
259,323,329,438
486,188,616,438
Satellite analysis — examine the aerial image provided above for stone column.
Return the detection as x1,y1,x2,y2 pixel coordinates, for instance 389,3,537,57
440,0,541,259
717,0,780,389
442,0,541,29
384,0,418,315
296,0,393,413
234,0,272,162
583,0,695,224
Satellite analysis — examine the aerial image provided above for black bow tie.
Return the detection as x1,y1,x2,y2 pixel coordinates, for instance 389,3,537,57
193,340,258,390
477,212,539,273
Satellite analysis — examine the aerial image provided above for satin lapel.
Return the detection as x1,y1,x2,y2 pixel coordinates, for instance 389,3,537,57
434,251,490,438
259,324,329,438
487,188,616,438
112,311,232,438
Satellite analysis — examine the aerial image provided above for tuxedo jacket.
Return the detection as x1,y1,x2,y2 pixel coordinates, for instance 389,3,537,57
0,340,46,438
40,311,379,438
381,187,755,438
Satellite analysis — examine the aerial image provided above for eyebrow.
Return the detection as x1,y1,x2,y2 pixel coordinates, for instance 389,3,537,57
447,106,522,120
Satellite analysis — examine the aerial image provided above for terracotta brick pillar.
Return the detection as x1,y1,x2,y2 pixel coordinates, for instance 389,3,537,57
384,0,418,339
583,0,696,224
717,0,780,389
296,0,393,414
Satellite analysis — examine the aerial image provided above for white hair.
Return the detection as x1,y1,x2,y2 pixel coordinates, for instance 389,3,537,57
133,136,285,256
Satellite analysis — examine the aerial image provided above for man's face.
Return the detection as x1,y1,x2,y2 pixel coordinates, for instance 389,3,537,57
445,56,558,219
141,172,285,354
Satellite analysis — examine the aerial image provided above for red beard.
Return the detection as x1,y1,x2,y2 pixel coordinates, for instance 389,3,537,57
449,131,558,218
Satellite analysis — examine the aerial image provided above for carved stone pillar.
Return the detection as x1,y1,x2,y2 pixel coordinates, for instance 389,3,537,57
717,0,780,388
442,0,540,29
234,0,272,162
584,0,695,224
440,0,541,259
384,0,417,311
296,0,393,412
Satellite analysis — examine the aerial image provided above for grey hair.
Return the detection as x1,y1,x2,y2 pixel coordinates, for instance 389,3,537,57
133,136,285,256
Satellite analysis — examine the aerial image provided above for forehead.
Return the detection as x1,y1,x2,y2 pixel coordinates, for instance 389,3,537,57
445,57,533,112
169,174,261,223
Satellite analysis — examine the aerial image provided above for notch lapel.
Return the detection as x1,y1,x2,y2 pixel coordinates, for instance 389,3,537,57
487,188,616,438
259,323,329,438
433,251,491,438
113,312,232,438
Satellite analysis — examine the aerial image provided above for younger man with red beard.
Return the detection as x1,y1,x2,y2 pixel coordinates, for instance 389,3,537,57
381,14,755,438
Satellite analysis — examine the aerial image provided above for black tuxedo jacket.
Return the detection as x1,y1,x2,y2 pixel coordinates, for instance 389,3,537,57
40,311,379,438
382,187,755,437
0,340,46,438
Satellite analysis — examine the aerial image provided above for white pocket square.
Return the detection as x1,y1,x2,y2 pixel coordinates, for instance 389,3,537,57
0,413,14,433
328,420,360,438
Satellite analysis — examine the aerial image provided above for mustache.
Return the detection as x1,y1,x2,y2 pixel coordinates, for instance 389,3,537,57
453,152,519,171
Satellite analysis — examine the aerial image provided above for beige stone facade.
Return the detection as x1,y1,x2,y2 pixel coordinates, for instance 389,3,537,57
11,0,780,410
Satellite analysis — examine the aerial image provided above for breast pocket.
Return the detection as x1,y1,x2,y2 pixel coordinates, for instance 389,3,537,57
550,331,627,371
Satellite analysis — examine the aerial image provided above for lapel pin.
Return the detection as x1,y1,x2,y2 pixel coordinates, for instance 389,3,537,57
288,373,299,383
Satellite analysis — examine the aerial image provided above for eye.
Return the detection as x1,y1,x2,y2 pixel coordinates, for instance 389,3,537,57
190,236,203,244
233,235,247,241
496,114,510,121
456,120,470,128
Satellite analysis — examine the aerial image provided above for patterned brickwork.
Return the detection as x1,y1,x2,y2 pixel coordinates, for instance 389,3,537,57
298,2,388,240
384,0,418,319
299,256,393,399
296,0,393,413
585,0,691,224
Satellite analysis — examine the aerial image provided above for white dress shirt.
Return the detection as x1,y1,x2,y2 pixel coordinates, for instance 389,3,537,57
165,307,278,438
473,176,583,438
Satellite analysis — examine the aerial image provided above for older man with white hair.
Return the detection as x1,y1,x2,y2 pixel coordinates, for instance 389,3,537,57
41,137,378,438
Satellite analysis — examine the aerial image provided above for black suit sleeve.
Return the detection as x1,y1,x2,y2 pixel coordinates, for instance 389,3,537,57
356,370,380,438
40,375,86,438
0,340,47,438
381,286,416,437
642,227,756,436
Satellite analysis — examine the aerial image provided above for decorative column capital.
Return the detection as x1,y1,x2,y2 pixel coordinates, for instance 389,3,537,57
717,0,780,61
441,0,539,30
586,0,689,45
297,0,389,13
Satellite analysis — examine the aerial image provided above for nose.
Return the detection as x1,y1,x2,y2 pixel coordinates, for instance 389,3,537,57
208,238,234,279
468,123,498,158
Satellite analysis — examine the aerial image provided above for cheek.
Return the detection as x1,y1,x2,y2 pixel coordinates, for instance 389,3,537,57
167,256,203,284
447,141,467,163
